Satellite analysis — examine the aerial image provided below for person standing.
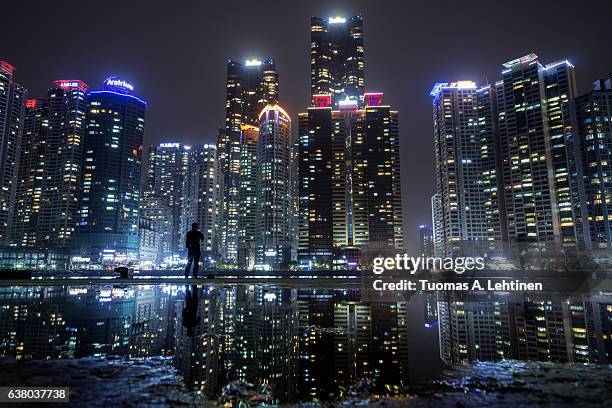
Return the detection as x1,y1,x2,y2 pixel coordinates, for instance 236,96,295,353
185,223,204,278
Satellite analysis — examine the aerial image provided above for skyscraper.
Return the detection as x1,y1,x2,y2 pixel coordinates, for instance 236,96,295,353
0,61,26,246
497,54,577,247
298,93,403,266
10,98,45,250
430,81,503,255
431,193,444,256
181,144,222,262
219,59,279,264
238,124,259,268
255,104,293,269
3,79,87,268
310,16,364,108
419,224,434,256
567,75,612,248
144,142,190,259
73,77,146,267
299,15,402,267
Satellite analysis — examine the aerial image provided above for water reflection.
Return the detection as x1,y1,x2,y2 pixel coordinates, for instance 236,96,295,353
0,285,609,402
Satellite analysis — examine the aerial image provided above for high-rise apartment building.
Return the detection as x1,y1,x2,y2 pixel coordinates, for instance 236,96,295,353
299,15,403,267
419,224,434,256
144,142,190,258
255,105,293,269
181,144,222,262
566,75,612,249
10,98,45,249
432,54,580,256
298,93,403,266
237,125,259,268
431,81,504,255
5,79,88,269
497,54,577,247
219,59,279,264
0,61,25,246
73,78,146,267
310,16,364,108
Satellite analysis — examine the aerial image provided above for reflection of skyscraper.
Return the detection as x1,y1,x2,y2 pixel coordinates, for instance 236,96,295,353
0,61,25,245
254,287,298,401
220,59,279,264
297,290,336,400
74,78,146,266
174,286,220,396
255,105,293,269
511,299,570,362
437,295,511,364
234,285,257,383
310,16,364,108
334,297,409,393
232,285,299,400
436,294,612,365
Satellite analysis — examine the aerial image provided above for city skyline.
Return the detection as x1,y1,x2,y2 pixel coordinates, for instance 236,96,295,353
4,0,612,253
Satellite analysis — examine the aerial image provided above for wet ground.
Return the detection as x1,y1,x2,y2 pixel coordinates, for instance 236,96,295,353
0,358,609,407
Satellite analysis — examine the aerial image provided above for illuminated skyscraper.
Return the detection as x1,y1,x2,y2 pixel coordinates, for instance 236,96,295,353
0,61,25,245
437,295,511,364
310,16,364,108
431,193,444,256
238,125,259,268
10,98,45,249
497,54,577,246
219,59,279,264
255,104,293,269
430,81,503,255
144,142,190,258
181,144,222,262
419,224,433,256
298,93,402,266
74,77,146,266
4,79,88,269
566,75,612,249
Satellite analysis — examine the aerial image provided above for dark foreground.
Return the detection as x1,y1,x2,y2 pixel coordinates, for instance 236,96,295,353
0,358,609,407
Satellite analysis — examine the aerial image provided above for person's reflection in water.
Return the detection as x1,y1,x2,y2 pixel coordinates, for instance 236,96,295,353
182,285,201,337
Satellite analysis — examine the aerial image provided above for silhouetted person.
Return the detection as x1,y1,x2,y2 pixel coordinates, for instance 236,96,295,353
182,285,200,337
185,223,204,278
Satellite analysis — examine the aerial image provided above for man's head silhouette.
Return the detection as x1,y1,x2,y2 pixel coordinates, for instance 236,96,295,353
191,223,198,230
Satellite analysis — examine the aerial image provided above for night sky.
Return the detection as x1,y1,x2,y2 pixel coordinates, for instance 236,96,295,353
2,0,612,252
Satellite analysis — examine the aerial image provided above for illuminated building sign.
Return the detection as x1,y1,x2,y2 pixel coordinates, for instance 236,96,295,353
364,92,383,107
160,143,180,148
502,53,538,69
338,96,358,110
52,79,88,92
245,59,262,66
313,94,332,107
329,16,346,24
103,77,134,93
25,99,38,109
